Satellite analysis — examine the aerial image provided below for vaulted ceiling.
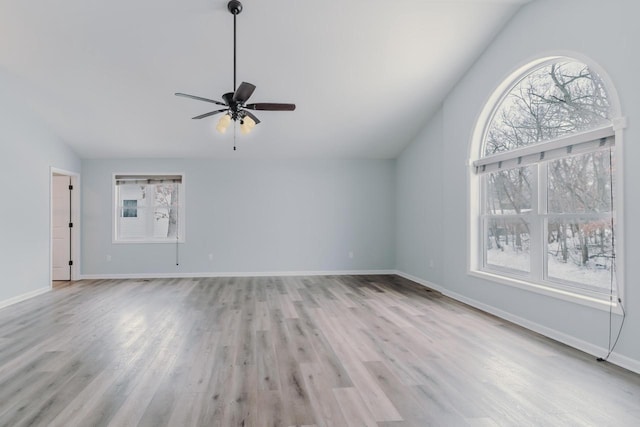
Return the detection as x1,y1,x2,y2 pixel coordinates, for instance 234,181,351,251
0,0,532,158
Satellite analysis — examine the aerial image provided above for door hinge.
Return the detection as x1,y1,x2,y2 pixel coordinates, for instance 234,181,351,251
69,222,73,228
69,185,73,190
68,260,73,266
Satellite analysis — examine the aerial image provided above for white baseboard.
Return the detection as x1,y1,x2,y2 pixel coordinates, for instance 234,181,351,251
79,269,396,280
606,349,640,375
394,271,445,293
394,270,640,375
0,286,50,310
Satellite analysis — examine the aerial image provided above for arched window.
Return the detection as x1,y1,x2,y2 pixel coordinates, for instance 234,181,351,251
470,58,623,306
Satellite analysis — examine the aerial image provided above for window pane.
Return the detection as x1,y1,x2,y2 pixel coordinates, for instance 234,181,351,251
118,184,147,206
486,166,533,214
153,184,179,239
484,61,610,157
154,184,176,207
118,207,147,239
486,218,531,274
117,184,147,240
548,151,613,214
547,218,614,293
153,207,170,238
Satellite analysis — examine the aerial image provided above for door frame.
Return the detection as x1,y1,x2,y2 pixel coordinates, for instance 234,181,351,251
50,167,81,284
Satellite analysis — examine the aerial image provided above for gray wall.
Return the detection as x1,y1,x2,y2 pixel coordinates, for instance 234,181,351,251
395,109,444,285
0,72,81,303
396,0,640,369
82,158,395,275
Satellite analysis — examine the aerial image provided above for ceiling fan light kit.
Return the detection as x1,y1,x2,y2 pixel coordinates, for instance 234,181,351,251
175,0,295,147
215,113,232,133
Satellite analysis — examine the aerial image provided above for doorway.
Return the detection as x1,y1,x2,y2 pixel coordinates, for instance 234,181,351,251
51,168,79,283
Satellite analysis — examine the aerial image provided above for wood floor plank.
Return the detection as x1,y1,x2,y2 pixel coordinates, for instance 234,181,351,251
326,340,403,422
299,362,348,427
270,310,316,426
105,341,180,426
256,390,286,427
255,300,271,332
286,318,317,364
365,360,468,426
219,363,258,427
332,387,380,427
46,365,123,427
165,392,202,427
0,275,638,426
184,330,221,393
256,330,281,392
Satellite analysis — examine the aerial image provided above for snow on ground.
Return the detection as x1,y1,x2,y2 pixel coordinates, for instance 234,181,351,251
487,247,612,291
487,247,530,273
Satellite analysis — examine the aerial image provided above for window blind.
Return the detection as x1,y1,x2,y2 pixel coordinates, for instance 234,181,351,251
473,125,615,175
115,175,183,185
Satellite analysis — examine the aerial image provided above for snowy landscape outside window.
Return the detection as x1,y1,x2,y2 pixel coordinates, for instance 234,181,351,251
475,60,617,300
114,174,184,243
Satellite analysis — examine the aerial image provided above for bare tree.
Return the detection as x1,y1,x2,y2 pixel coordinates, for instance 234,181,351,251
154,184,179,238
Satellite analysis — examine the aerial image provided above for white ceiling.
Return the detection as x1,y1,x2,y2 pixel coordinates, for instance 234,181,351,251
0,0,531,159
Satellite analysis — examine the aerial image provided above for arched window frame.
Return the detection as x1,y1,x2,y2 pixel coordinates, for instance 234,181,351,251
467,55,626,312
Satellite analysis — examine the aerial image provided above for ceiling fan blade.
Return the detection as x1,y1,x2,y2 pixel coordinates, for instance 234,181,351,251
245,103,296,111
192,109,228,120
176,93,227,106
232,82,256,103
242,110,261,125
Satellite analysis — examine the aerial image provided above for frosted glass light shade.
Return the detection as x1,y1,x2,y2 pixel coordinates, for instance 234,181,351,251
243,116,256,128
216,114,231,133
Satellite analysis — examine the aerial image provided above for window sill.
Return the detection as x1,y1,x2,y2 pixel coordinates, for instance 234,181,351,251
112,239,185,244
468,269,623,315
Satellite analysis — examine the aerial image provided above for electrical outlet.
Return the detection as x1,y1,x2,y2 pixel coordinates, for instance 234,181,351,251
208,253,214,261
348,251,354,259
106,255,112,262
429,259,434,268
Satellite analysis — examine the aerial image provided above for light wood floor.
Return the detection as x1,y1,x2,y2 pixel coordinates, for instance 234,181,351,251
0,275,638,426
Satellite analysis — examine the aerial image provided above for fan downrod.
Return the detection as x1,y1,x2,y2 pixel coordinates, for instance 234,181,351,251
227,0,242,15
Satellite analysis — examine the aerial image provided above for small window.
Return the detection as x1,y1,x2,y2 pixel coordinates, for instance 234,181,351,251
114,174,184,243
122,200,138,218
471,59,621,304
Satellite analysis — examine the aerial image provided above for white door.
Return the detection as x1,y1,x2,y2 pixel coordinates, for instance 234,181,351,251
52,175,71,280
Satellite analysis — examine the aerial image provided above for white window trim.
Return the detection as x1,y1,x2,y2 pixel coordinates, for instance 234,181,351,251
112,173,186,244
467,56,626,314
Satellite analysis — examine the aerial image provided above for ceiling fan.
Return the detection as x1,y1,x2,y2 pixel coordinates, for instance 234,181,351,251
175,0,296,138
